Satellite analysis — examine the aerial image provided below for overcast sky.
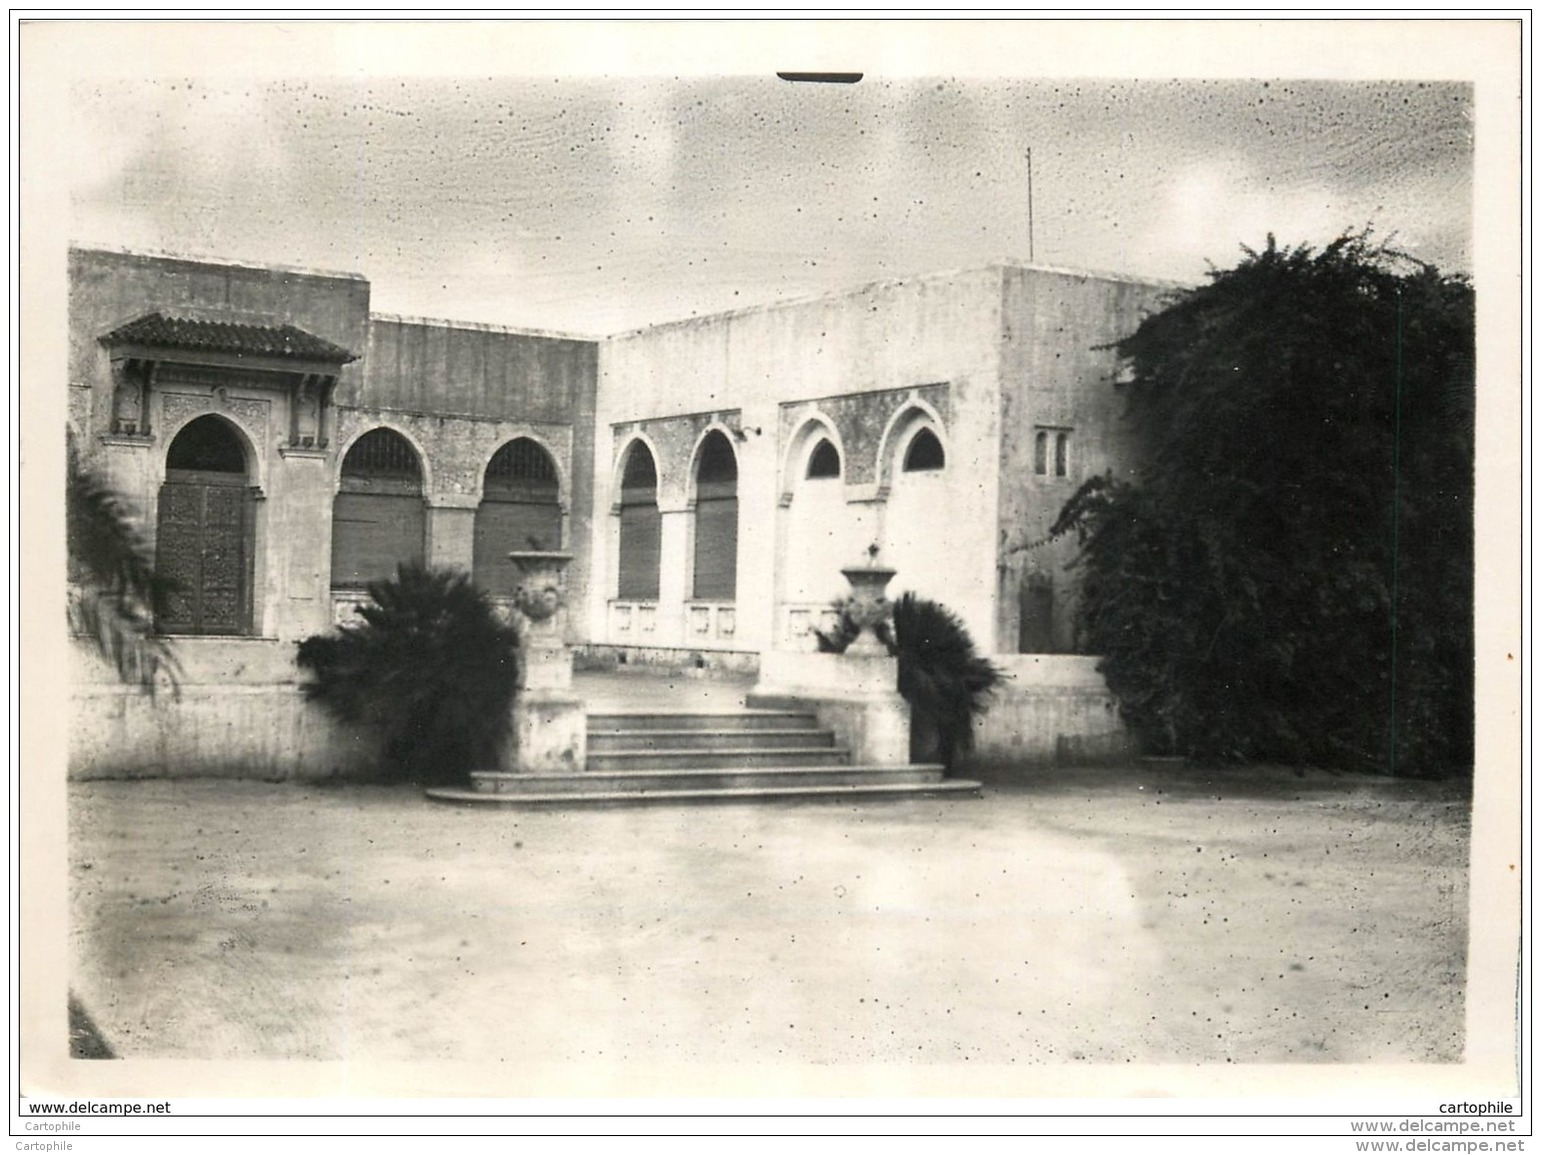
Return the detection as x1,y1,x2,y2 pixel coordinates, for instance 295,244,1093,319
65,34,1475,337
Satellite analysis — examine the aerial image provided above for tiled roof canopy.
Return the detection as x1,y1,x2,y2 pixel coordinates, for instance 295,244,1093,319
101,312,357,364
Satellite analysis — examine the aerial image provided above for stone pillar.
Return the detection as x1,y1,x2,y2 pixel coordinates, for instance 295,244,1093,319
506,551,586,775
656,504,691,645
426,496,478,573
748,551,912,766
272,449,335,640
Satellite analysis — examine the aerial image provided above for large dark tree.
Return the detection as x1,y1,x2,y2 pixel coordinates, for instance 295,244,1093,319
1053,233,1474,776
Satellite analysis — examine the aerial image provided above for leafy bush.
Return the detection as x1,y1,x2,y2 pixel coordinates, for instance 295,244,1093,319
816,592,1004,767
1053,233,1473,776
296,565,521,785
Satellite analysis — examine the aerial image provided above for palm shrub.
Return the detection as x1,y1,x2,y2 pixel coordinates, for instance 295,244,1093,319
816,592,1003,767
66,433,180,693
295,564,521,785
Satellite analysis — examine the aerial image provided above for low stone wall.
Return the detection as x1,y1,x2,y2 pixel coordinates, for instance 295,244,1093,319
68,637,380,781
573,643,760,677
966,654,1136,769
69,683,380,781
66,641,1132,780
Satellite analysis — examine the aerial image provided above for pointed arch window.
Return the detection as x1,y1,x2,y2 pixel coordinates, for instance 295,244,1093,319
475,438,562,596
617,442,661,601
902,427,946,472
805,438,841,480
331,428,425,589
692,431,739,601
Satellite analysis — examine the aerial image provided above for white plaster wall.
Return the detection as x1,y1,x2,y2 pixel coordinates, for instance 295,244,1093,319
68,637,381,779
967,655,1134,767
592,268,1006,656
69,684,381,780
883,467,958,614
782,476,858,606
994,265,1174,653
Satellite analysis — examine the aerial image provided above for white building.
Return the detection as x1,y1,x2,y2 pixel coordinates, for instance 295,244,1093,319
67,246,1169,778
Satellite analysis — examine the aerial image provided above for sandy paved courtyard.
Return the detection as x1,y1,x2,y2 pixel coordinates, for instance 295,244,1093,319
67,764,1469,1075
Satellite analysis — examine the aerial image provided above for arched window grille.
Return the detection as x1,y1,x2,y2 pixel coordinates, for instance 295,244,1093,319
342,427,421,481
331,428,424,589
476,438,562,595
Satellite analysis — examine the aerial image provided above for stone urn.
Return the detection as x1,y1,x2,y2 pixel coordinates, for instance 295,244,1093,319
508,550,575,696
840,546,897,655
504,550,582,771
508,550,572,635
749,544,910,768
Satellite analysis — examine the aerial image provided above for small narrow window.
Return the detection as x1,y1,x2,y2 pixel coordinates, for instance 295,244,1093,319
806,438,841,479
902,428,945,472
1034,426,1071,478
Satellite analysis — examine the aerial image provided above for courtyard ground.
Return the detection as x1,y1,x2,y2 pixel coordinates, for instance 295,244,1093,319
66,760,1470,1082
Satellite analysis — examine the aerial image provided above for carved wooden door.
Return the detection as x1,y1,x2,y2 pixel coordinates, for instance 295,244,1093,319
157,471,252,634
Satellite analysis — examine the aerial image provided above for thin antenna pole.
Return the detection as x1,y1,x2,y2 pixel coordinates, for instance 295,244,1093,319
1027,147,1036,263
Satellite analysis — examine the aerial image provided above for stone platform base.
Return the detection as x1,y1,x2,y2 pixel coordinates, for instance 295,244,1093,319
749,650,911,767
508,690,586,775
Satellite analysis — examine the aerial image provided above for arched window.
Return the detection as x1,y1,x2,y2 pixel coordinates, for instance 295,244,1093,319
157,415,254,634
475,438,562,597
692,431,739,601
617,442,661,601
166,415,246,473
902,427,946,472
806,438,841,479
331,428,425,589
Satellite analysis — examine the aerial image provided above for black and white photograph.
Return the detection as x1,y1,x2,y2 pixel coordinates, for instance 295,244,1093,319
17,15,1524,1133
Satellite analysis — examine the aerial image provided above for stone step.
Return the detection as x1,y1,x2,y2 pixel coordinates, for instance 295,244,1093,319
466,764,946,796
427,775,981,809
586,710,819,734
587,727,837,753
585,745,850,772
